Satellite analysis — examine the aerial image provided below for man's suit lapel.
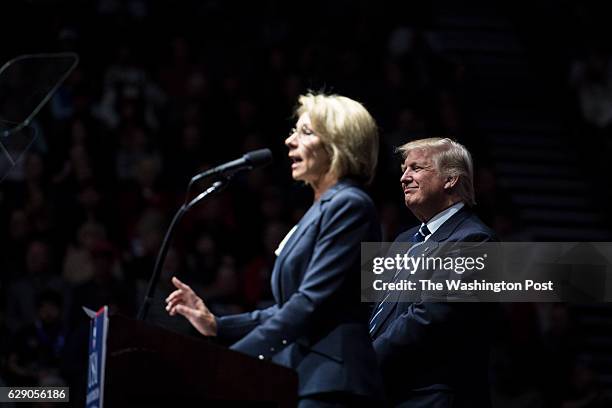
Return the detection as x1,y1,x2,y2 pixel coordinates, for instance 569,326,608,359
370,241,438,337
371,206,471,338
427,206,470,242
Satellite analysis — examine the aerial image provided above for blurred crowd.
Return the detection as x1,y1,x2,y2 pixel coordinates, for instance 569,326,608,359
0,1,602,407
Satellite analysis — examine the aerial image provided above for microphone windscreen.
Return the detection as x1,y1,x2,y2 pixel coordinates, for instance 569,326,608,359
244,148,273,168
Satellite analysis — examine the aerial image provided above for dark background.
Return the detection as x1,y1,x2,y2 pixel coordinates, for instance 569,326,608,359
1,0,611,406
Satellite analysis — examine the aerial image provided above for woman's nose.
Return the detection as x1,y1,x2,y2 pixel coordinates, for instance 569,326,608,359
285,131,297,147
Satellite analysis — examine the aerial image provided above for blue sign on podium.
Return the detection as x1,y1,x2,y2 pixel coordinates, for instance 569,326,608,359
85,306,109,408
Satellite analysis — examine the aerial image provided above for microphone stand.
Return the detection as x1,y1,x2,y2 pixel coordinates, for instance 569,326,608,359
137,178,228,321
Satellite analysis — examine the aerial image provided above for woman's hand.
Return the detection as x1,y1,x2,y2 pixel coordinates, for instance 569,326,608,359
165,276,217,336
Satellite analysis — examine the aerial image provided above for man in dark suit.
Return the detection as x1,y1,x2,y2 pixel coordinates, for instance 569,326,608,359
370,138,497,407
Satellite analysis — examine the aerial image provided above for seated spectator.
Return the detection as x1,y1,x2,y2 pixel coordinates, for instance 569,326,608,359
69,241,134,328
62,220,107,286
6,290,67,387
570,48,612,129
6,240,68,333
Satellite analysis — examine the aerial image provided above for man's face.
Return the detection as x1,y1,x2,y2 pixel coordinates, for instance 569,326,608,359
400,148,448,221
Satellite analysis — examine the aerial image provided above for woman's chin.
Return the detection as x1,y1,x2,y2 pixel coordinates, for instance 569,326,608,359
291,170,304,181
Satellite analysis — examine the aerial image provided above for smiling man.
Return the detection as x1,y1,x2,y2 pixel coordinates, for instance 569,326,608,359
370,138,497,408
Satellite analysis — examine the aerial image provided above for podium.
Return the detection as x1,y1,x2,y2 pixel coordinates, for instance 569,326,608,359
91,313,298,407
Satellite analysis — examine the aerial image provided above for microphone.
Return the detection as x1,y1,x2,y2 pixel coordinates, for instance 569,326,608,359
192,148,273,181
139,148,272,321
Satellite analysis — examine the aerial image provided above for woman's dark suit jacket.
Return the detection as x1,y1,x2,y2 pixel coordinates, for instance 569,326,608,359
216,179,383,399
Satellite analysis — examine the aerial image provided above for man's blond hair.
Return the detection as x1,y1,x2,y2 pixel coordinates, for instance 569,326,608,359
397,137,476,206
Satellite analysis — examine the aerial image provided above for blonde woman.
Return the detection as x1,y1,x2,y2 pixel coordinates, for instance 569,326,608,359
167,93,383,406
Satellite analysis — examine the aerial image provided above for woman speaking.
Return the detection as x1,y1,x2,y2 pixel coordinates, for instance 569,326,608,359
166,93,383,406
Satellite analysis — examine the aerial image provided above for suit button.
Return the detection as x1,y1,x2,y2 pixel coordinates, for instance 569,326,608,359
270,347,275,352
282,339,287,345
258,355,264,360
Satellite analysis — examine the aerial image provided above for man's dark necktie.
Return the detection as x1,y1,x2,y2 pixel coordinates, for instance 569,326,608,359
369,223,431,335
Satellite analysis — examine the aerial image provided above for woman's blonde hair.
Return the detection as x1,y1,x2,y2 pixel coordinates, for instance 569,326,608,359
295,92,379,185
